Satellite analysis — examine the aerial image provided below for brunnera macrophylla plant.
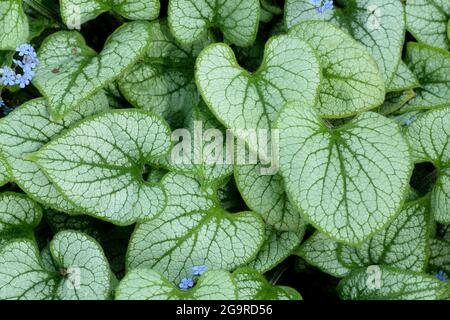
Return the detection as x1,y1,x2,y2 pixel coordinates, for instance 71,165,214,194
0,0,449,301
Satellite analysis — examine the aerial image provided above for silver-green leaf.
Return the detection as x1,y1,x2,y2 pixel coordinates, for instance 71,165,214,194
168,0,260,47
0,94,109,213
402,43,450,112
0,0,28,50
127,172,265,283
0,231,112,300
285,0,405,86
33,21,151,119
196,34,320,155
235,163,303,231
31,109,172,225
406,0,450,50
338,198,431,272
275,103,412,245
296,232,351,278
289,20,385,118
119,19,213,119
116,268,237,300
0,192,42,246
338,266,450,300
60,0,160,26
247,225,305,273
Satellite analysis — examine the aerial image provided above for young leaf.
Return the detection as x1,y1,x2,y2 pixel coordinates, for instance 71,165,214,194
247,226,305,273
127,172,265,283
289,20,385,118
429,239,450,274
168,0,260,47
0,192,42,245
0,155,10,187
386,61,420,93
31,109,172,226
405,107,450,223
0,94,109,213
60,0,160,26
338,266,450,300
235,163,303,231
338,198,431,272
196,34,320,155
285,0,405,85
402,43,450,112
275,103,412,245
0,231,112,300
33,21,151,119
233,268,301,300
296,232,351,278
119,19,213,119
116,268,237,300
406,0,450,50
0,0,29,50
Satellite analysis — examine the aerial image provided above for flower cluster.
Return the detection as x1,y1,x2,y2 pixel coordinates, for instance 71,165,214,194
178,265,208,290
310,0,334,14
0,44,39,89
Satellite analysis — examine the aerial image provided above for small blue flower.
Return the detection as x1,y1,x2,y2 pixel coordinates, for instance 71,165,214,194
317,0,333,14
179,277,194,290
436,271,448,282
16,44,36,58
15,73,31,88
0,67,17,86
23,54,39,69
192,265,208,276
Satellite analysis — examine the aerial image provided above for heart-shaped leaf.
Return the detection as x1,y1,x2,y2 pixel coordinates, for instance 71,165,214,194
296,232,351,278
116,268,236,300
60,0,160,26
402,43,450,112
233,268,301,300
0,0,28,50
33,21,151,119
0,93,109,213
289,20,385,118
127,172,265,283
285,0,405,86
119,19,213,119
168,0,260,47
406,0,450,50
31,109,172,225
338,266,450,300
275,102,412,245
405,107,450,223
196,34,320,154
0,231,113,300
0,192,42,246
338,198,431,272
